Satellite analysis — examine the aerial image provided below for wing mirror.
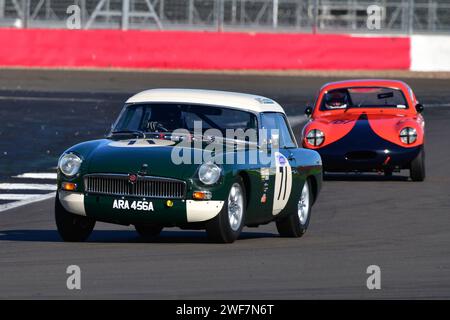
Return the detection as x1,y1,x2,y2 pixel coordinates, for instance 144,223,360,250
304,106,313,117
415,103,424,113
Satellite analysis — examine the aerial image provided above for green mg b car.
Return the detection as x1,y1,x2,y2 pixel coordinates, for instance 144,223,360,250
56,89,322,243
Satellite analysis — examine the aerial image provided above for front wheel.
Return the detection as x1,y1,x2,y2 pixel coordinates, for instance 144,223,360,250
276,179,312,237
410,148,425,182
206,178,246,243
55,193,95,242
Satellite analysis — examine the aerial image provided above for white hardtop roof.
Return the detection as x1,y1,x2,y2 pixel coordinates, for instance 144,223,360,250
126,88,285,114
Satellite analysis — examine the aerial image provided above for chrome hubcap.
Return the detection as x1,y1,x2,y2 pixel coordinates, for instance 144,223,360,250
298,182,310,225
228,183,243,231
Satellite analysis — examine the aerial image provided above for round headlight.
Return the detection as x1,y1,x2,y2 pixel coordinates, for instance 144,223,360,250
58,153,82,177
400,127,417,144
198,163,221,185
306,129,325,147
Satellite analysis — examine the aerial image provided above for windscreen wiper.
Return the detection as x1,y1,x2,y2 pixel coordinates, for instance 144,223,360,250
109,130,146,138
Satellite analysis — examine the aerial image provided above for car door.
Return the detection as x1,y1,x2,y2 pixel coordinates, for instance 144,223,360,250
260,113,297,217
277,113,305,213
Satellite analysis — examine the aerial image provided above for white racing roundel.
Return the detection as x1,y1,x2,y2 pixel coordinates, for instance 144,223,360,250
272,152,292,215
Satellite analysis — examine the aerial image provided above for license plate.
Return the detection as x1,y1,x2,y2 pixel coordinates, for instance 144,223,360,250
112,199,154,212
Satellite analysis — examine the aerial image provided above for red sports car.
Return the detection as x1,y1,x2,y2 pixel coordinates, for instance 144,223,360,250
302,79,425,181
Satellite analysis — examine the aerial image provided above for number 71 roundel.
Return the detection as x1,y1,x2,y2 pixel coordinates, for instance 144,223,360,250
272,152,292,215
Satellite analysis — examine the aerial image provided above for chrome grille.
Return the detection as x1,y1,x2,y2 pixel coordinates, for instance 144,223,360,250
84,174,186,199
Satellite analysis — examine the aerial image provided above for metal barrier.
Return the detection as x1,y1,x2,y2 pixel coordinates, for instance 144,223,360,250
0,0,449,34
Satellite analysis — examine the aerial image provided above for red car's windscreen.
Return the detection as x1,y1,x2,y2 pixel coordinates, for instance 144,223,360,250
320,87,408,111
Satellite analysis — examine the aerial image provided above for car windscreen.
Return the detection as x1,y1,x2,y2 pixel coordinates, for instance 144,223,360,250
320,87,408,111
111,103,258,134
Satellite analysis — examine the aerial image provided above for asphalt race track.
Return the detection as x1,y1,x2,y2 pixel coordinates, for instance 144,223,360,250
0,69,449,299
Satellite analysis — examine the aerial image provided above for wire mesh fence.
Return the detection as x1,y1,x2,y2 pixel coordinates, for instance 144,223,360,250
0,0,449,34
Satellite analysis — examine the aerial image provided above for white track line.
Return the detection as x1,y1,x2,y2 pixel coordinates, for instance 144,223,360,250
0,194,45,200
0,192,55,212
13,173,57,179
0,172,58,212
0,183,56,191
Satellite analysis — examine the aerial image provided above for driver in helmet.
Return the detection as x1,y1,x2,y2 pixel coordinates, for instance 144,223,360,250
324,90,349,109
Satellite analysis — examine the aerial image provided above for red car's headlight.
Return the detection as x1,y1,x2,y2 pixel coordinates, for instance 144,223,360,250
306,129,325,147
399,127,417,144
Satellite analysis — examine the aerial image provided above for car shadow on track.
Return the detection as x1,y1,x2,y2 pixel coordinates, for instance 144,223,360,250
0,229,277,244
324,173,410,182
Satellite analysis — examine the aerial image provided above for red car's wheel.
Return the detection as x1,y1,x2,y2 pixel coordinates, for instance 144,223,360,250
410,148,425,182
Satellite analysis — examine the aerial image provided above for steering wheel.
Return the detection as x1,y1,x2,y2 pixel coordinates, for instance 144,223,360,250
147,121,169,132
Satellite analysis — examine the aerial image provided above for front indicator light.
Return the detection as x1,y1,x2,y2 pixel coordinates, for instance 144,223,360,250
193,191,212,200
61,182,77,191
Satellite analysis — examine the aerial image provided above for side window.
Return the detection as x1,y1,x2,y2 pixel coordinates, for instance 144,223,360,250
260,113,277,130
275,114,297,148
260,113,297,148
260,113,278,145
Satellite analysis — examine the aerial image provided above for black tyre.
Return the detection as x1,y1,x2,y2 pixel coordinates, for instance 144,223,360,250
410,148,425,182
206,177,246,243
55,193,95,242
276,179,313,238
135,224,163,240
384,169,393,178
